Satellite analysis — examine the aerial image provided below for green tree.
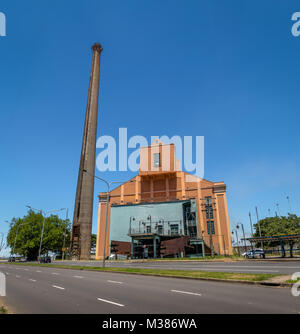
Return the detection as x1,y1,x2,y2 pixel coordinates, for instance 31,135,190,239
7,210,71,260
91,234,97,255
253,214,300,249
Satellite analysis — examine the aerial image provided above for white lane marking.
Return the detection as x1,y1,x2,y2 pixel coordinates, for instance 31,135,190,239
97,298,124,307
24,269,29,271
52,285,65,290
51,273,60,275
36,270,42,273
16,275,21,278
171,290,202,296
29,279,36,282
107,280,123,284
73,276,84,279
200,265,300,269
200,268,279,272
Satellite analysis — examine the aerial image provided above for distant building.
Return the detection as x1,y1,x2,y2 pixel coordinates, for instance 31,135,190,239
95,140,232,259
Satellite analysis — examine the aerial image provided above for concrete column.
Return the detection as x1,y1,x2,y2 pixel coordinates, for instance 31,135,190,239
131,240,134,259
153,237,157,259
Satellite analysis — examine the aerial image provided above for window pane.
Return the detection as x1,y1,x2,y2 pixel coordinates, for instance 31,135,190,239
153,153,160,167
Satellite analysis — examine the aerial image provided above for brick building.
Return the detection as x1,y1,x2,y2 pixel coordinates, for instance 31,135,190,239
95,139,232,259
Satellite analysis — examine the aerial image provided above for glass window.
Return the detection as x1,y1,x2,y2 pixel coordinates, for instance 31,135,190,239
207,221,215,235
170,224,179,235
205,196,212,205
153,153,161,167
206,207,214,219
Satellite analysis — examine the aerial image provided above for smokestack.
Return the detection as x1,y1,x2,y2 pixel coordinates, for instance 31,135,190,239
71,43,103,260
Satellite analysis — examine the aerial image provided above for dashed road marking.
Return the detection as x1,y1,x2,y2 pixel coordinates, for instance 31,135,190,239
107,280,123,284
29,279,36,282
73,276,84,279
171,290,202,296
97,298,124,307
52,285,65,290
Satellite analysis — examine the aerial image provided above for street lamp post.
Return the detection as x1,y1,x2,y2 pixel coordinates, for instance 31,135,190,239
0,232,5,254
248,212,254,236
62,208,69,261
26,206,65,261
255,206,264,250
83,169,125,268
129,216,135,234
12,221,35,256
232,229,240,256
286,196,292,214
236,223,246,252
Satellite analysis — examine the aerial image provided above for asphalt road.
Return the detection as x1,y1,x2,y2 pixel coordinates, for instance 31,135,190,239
52,259,300,275
0,264,299,314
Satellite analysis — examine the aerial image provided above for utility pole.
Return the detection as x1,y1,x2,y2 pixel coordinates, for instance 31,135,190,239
276,203,280,217
62,208,69,261
255,206,264,250
27,206,65,261
287,196,292,214
232,229,240,256
83,169,124,267
248,212,253,236
0,233,5,254
237,223,246,252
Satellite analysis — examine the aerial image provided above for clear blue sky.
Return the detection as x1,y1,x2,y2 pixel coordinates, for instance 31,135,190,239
1,1,300,254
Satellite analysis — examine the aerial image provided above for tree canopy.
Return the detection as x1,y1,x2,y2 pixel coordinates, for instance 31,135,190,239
253,214,300,246
7,210,71,260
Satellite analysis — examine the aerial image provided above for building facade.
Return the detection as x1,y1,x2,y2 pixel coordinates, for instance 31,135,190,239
95,140,232,259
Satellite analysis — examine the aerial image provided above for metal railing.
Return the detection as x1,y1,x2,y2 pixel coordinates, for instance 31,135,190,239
128,220,183,237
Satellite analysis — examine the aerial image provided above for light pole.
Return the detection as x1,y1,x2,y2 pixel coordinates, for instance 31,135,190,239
232,229,240,256
83,169,126,267
12,221,35,257
0,232,5,254
129,216,135,234
276,203,280,217
255,206,264,250
286,196,292,214
26,206,65,261
248,212,253,236
236,223,246,252
61,208,69,261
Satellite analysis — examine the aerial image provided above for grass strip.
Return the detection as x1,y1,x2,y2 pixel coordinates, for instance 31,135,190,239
286,278,300,284
0,306,7,314
4,262,280,282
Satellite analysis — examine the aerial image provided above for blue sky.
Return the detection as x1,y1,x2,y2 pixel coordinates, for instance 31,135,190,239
0,1,300,254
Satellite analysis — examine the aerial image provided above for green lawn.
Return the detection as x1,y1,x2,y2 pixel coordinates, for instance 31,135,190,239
4,262,279,282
